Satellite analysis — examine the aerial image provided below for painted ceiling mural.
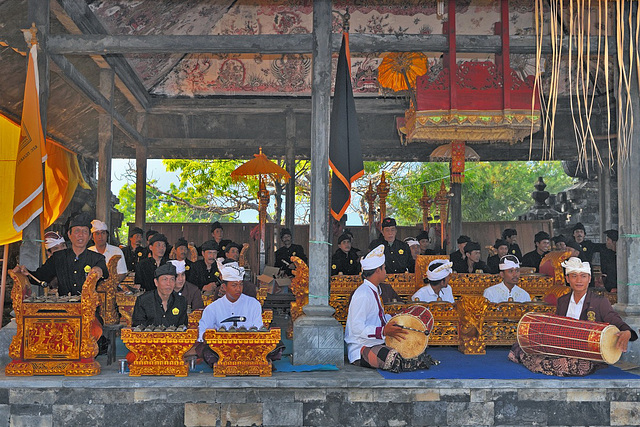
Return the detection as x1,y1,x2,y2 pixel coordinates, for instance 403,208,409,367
87,0,577,98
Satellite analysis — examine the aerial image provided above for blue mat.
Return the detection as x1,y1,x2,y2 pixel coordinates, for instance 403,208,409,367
272,357,338,372
378,347,640,380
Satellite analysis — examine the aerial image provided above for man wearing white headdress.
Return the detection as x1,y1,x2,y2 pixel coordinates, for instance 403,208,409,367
44,231,66,257
88,219,127,283
196,262,264,367
412,260,454,303
169,260,204,310
509,257,637,376
483,255,531,303
345,245,437,372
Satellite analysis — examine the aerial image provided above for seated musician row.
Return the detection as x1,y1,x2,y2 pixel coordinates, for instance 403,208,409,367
345,244,637,376
131,261,283,369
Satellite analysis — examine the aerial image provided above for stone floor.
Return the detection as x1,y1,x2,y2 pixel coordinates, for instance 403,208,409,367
0,354,640,426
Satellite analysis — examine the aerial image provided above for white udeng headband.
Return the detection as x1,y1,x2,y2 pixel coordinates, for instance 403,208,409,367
499,257,521,270
426,260,453,281
169,260,186,274
45,236,65,249
361,244,386,270
562,257,591,275
220,262,245,282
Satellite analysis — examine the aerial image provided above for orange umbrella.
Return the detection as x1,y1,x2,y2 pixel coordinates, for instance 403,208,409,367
230,147,290,183
378,52,428,92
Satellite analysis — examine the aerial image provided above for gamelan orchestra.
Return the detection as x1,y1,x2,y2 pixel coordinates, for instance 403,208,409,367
6,212,636,378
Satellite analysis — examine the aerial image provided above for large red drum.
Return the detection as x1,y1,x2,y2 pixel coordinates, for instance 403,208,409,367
385,305,434,359
517,312,622,364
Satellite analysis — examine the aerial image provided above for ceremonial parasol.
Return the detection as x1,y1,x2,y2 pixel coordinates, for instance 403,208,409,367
430,141,480,184
230,148,290,273
378,52,428,108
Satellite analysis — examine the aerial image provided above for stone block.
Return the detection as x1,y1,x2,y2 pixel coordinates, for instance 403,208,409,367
607,389,640,402
134,389,167,402
294,389,326,402
439,388,470,402
10,405,52,416
412,402,448,426
263,402,303,426
494,401,549,426
215,391,248,404
246,389,294,403
166,388,217,404
293,314,345,366
611,402,640,426
9,389,56,405
0,405,9,426
0,389,8,405
103,403,184,427
447,402,494,426
413,391,440,402
518,389,566,401
52,404,105,425
544,401,609,426
374,389,413,403
566,389,607,402
348,390,374,402
220,403,262,426
0,320,17,367
340,402,412,426
54,388,134,405
10,414,52,427
184,403,221,427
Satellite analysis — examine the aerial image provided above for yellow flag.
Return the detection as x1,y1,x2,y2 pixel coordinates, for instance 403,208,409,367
12,44,47,232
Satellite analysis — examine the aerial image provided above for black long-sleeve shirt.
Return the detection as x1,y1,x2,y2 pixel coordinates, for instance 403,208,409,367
30,248,108,296
131,290,187,327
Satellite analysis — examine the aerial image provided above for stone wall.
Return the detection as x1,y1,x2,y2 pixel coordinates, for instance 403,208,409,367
0,383,639,426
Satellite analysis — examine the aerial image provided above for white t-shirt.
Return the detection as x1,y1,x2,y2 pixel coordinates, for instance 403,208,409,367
89,243,127,275
411,285,454,303
198,293,263,341
483,282,531,303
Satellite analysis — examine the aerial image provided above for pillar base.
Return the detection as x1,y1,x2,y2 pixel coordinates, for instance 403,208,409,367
292,305,345,366
615,303,640,365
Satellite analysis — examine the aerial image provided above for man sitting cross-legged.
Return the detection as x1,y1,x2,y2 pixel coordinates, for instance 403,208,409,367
195,262,283,367
345,245,438,372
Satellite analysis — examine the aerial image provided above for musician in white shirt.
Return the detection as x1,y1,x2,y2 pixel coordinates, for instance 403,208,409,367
345,245,437,372
483,255,531,303
196,262,263,367
412,260,455,303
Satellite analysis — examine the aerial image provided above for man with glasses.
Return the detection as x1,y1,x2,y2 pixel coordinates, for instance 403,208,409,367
483,255,531,303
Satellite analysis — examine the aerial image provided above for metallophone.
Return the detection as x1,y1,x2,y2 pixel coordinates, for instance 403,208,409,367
5,270,102,376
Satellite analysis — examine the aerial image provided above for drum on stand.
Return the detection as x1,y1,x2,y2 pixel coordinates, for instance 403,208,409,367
517,312,622,364
385,305,434,359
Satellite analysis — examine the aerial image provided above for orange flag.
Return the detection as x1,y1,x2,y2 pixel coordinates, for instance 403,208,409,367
12,43,47,232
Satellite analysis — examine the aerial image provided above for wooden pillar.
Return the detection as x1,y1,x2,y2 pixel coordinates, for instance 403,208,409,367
293,0,343,367
20,0,49,273
450,182,462,252
96,69,114,229
285,109,296,237
616,0,640,364
135,144,147,231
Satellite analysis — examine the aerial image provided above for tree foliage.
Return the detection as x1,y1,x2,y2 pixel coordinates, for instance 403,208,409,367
115,159,575,230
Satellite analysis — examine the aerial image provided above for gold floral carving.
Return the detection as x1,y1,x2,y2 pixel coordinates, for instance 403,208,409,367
116,292,138,327
203,328,280,377
5,270,102,376
456,296,489,354
256,285,268,306
121,328,198,376
96,255,121,325
239,242,250,268
289,256,309,323
202,294,216,306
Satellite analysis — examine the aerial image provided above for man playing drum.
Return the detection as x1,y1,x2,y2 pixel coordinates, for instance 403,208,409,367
412,260,455,303
509,257,637,376
345,245,437,372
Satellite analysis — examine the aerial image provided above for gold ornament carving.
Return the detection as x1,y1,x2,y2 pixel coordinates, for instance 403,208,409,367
121,328,198,376
203,328,280,377
456,296,489,354
289,256,309,322
5,270,102,376
116,292,139,327
96,255,121,325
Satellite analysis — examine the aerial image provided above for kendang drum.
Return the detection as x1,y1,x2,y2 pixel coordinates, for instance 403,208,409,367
517,312,622,364
385,305,434,359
